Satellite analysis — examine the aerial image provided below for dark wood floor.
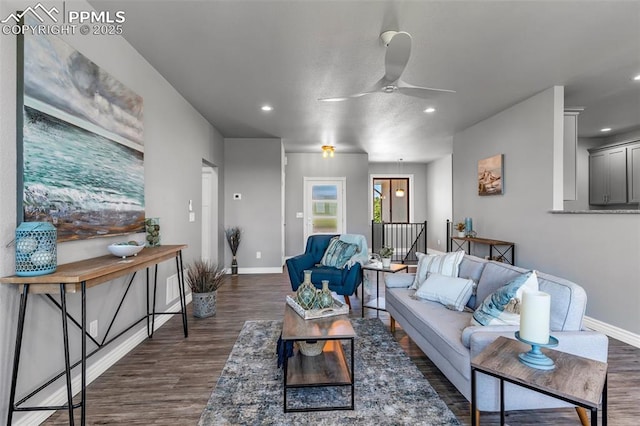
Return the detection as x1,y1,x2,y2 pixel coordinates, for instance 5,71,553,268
46,271,639,425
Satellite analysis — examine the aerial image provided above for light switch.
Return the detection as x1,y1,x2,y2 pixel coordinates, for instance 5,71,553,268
296,212,303,218
189,212,195,222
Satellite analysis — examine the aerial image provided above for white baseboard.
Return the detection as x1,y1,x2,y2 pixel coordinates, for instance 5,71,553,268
583,315,640,348
15,294,192,426
225,267,283,274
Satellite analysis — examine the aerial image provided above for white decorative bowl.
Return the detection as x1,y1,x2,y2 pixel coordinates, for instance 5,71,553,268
108,243,144,258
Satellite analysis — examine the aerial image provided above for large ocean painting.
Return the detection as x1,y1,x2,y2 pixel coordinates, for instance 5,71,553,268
21,21,145,241
23,106,145,240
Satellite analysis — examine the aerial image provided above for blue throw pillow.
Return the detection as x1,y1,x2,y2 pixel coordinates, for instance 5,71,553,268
472,271,539,326
320,237,359,269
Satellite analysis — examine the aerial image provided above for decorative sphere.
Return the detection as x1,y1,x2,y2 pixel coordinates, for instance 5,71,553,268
31,250,53,266
16,237,38,254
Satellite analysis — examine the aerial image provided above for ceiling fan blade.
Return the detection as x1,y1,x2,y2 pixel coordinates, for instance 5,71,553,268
384,31,412,82
396,79,456,98
318,78,387,102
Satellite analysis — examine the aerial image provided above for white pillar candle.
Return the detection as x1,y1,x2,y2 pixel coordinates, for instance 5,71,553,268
520,290,551,344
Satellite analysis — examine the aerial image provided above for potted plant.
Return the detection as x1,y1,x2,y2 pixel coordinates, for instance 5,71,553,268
379,245,394,268
455,222,466,238
225,226,242,275
186,260,226,318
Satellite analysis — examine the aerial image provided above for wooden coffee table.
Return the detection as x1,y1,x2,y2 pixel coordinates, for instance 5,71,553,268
471,336,608,425
281,304,355,412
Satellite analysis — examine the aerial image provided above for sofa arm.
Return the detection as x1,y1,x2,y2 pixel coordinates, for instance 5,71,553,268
470,329,609,362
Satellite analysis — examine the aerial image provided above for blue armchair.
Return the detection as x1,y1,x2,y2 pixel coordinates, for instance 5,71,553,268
286,234,367,308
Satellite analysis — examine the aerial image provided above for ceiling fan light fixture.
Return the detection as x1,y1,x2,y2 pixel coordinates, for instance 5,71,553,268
321,145,335,158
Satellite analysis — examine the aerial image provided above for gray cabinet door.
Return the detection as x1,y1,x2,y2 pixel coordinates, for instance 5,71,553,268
608,147,627,204
589,152,607,205
628,143,640,203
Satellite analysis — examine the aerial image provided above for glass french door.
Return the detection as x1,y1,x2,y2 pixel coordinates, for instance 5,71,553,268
303,178,346,244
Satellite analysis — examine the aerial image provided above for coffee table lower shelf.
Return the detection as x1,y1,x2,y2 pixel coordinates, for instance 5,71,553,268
283,339,355,412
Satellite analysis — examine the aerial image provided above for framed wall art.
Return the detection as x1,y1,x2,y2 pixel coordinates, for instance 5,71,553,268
478,154,503,196
18,16,145,241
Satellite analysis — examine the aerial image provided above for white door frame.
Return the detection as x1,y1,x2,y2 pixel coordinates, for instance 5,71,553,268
201,165,218,264
303,177,346,246
369,173,414,222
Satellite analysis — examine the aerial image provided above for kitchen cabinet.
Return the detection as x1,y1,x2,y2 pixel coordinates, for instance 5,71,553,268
628,142,640,203
589,145,627,205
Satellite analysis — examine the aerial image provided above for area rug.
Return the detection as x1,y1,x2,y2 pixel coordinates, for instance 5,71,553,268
198,318,460,425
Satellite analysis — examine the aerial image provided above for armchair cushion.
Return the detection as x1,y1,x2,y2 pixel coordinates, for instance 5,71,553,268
320,237,359,269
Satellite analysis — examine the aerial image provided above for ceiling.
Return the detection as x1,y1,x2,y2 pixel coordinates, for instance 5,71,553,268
91,0,640,163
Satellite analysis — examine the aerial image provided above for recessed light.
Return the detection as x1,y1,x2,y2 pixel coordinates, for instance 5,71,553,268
261,105,273,112
600,127,612,132
424,107,436,113
633,74,640,81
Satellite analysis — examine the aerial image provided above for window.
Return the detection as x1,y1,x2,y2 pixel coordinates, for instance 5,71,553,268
373,178,409,223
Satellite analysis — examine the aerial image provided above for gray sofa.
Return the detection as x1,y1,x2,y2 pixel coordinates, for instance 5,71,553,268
385,253,609,413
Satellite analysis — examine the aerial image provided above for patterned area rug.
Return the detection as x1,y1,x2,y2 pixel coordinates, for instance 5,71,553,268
198,318,460,425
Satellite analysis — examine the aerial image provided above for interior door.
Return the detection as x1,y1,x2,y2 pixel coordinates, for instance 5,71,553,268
303,178,346,245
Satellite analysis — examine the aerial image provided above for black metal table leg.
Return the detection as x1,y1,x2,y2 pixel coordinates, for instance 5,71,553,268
151,264,158,338
59,284,75,425
177,251,188,337
471,368,477,426
146,268,151,337
350,337,355,410
7,284,29,425
603,374,607,426
81,281,86,426
500,377,505,425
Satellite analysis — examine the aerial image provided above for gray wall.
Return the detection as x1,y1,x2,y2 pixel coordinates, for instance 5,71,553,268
0,0,224,421
224,138,283,270
285,153,369,256
452,86,640,335
425,155,453,251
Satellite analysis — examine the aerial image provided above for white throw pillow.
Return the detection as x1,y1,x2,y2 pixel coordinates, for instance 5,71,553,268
410,251,465,289
415,273,475,312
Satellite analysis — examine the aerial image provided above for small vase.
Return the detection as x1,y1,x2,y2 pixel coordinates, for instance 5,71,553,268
382,257,391,268
231,257,238,275
296,270,316,310
317,280,333,309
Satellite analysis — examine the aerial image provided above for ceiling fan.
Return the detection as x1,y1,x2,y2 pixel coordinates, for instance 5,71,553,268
318,31,455,102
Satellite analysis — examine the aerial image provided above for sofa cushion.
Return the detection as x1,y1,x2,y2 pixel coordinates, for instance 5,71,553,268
415,273,475,311
475,261,529,309
472,270,538,326
320,237,358,269
386,287,473,380
457,255,487,309
411,251,465,289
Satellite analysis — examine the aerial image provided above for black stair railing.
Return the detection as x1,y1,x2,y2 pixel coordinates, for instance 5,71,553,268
371,220,427,264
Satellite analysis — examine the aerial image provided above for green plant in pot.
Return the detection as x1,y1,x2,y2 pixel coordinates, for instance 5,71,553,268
379,245,394,268
225,226,242,275
186,260,226,318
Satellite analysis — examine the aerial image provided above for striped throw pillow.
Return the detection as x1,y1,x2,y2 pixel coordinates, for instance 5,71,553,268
410,251,465,289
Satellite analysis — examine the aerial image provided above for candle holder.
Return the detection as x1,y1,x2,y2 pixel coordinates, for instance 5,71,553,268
515,331,558,370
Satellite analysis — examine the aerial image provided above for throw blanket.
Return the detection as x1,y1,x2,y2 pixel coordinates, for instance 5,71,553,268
339,234,369,268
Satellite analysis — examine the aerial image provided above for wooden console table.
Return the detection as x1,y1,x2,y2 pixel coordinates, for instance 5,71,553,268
0,244,188,425
450,236,515,265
